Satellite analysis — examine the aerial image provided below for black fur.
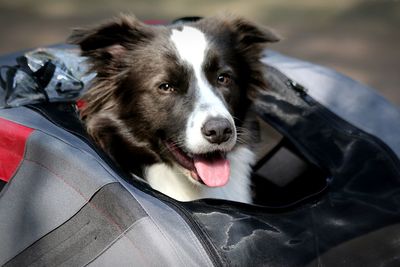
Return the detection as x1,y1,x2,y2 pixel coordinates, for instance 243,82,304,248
68,14,279,178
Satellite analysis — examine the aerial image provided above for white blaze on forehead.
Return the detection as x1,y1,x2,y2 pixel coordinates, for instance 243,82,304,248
170,26,207,69
170,26,236,154
171,26,224,109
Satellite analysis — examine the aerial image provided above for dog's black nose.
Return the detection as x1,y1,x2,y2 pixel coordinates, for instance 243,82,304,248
202,118,233,144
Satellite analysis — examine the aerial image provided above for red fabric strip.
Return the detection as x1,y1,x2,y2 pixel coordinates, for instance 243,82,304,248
0,117,34,182
75,99,86,110
144,20,168,25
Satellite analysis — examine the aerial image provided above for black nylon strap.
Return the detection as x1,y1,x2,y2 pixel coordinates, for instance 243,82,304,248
0,180,6,192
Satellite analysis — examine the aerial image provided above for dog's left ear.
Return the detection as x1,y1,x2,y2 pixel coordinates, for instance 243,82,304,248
229,16,280,47
220,16,280,100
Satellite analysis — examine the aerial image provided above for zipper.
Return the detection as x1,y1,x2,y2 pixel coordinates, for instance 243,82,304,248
313,99,400,174
156,196,225,267
265,66,400,174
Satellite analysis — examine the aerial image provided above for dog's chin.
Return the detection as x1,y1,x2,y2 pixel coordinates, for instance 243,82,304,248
173,164,204,186
164,141,231,188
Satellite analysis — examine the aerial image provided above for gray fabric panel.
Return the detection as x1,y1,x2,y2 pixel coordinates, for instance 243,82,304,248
5,183,147,267
0,107,115,175
0,131,114,264
88,216,198,267
0,160,85,266
0,106,134,190
24,131,115,199
0,107,92,156
116,179,215,267
87,217,156,267
0,110,212,266
262,50,400,159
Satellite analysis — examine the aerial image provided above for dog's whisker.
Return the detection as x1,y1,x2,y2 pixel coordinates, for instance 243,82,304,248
236,138,249,145
232,115,245,124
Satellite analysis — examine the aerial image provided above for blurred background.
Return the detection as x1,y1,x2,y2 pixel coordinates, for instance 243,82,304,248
0,0,399,105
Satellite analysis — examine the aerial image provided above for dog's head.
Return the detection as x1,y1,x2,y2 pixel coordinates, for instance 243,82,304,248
69,14,278,187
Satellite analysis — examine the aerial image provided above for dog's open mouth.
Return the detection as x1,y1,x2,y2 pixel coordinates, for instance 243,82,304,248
164,142,230,187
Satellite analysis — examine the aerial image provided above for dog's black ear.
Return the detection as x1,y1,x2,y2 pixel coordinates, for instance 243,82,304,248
216,15,280,100
229,16,280,46
222,16,280,58
68,15,152,62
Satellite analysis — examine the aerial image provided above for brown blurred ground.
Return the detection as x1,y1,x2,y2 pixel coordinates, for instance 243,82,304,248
0,0,399,105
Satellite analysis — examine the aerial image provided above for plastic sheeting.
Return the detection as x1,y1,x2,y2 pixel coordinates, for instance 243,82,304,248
0,48,94,108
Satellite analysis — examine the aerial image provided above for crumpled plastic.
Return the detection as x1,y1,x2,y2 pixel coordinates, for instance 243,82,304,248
0,48,95,108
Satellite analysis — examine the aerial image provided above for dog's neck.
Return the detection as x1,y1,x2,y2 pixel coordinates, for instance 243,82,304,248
144,145,255,203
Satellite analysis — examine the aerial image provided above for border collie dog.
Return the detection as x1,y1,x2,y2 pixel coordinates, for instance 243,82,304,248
69,14,279,203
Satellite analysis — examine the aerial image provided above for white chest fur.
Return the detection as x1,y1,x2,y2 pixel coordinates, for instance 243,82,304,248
145,146,255,203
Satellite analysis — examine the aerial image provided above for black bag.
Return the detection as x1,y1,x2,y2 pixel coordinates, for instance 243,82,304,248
1,47,400,266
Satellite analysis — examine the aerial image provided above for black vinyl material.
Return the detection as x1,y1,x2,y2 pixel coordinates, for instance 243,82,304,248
178,66,400,266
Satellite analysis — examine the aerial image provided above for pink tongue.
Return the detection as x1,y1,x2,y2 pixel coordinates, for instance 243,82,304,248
193,156,230,187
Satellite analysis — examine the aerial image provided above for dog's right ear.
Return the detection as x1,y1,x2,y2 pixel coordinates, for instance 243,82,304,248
68,15,153,64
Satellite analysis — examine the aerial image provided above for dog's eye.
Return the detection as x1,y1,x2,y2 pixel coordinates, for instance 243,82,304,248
158,83,175,93
217,73,232,86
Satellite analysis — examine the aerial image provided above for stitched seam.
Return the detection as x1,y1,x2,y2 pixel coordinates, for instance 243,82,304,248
23,158,147,263
84,217,152,266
